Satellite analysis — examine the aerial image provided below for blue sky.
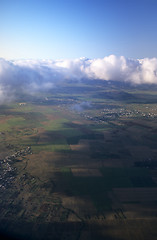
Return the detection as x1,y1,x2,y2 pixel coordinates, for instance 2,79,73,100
0,0,157,59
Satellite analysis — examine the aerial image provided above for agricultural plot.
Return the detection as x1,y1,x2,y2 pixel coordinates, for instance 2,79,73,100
0,81,157,239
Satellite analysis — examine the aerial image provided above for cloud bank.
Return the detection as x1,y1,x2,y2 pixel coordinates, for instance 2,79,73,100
0,55,157,102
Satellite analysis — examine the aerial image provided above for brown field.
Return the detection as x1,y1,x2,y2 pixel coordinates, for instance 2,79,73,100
82,219,157,240
70,139,90,152
71,168,102,177
26,151,59,180
62,195,97,219
113,188,157,202
0,115,12,124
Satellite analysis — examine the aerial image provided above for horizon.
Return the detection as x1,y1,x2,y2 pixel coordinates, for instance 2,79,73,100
1,54,157,104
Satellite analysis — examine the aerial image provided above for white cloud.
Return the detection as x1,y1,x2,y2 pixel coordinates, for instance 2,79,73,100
0,55,157,102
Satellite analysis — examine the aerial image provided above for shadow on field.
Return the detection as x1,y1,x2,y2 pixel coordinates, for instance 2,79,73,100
0,220,124,240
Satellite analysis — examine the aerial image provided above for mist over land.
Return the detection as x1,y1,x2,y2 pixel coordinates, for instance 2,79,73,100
1,55,157,103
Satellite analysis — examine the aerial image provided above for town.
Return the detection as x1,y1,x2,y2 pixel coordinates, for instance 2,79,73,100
79,105,157,123
0,147,32,190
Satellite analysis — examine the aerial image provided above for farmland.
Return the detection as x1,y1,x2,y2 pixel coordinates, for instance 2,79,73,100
0,80,157,240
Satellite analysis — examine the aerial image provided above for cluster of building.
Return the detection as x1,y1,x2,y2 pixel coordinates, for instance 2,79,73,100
100,107,157,119
80,106,157,124
0,147,32,190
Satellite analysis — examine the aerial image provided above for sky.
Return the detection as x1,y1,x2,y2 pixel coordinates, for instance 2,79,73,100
0,0,157,60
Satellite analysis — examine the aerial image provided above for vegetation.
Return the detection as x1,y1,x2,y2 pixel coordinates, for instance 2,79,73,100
0,81,157,240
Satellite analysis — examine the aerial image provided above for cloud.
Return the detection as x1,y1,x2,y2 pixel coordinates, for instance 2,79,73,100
0,55,157,103
71,101,92,112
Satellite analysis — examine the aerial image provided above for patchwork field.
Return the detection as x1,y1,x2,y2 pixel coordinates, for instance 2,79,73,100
0,81,157,240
